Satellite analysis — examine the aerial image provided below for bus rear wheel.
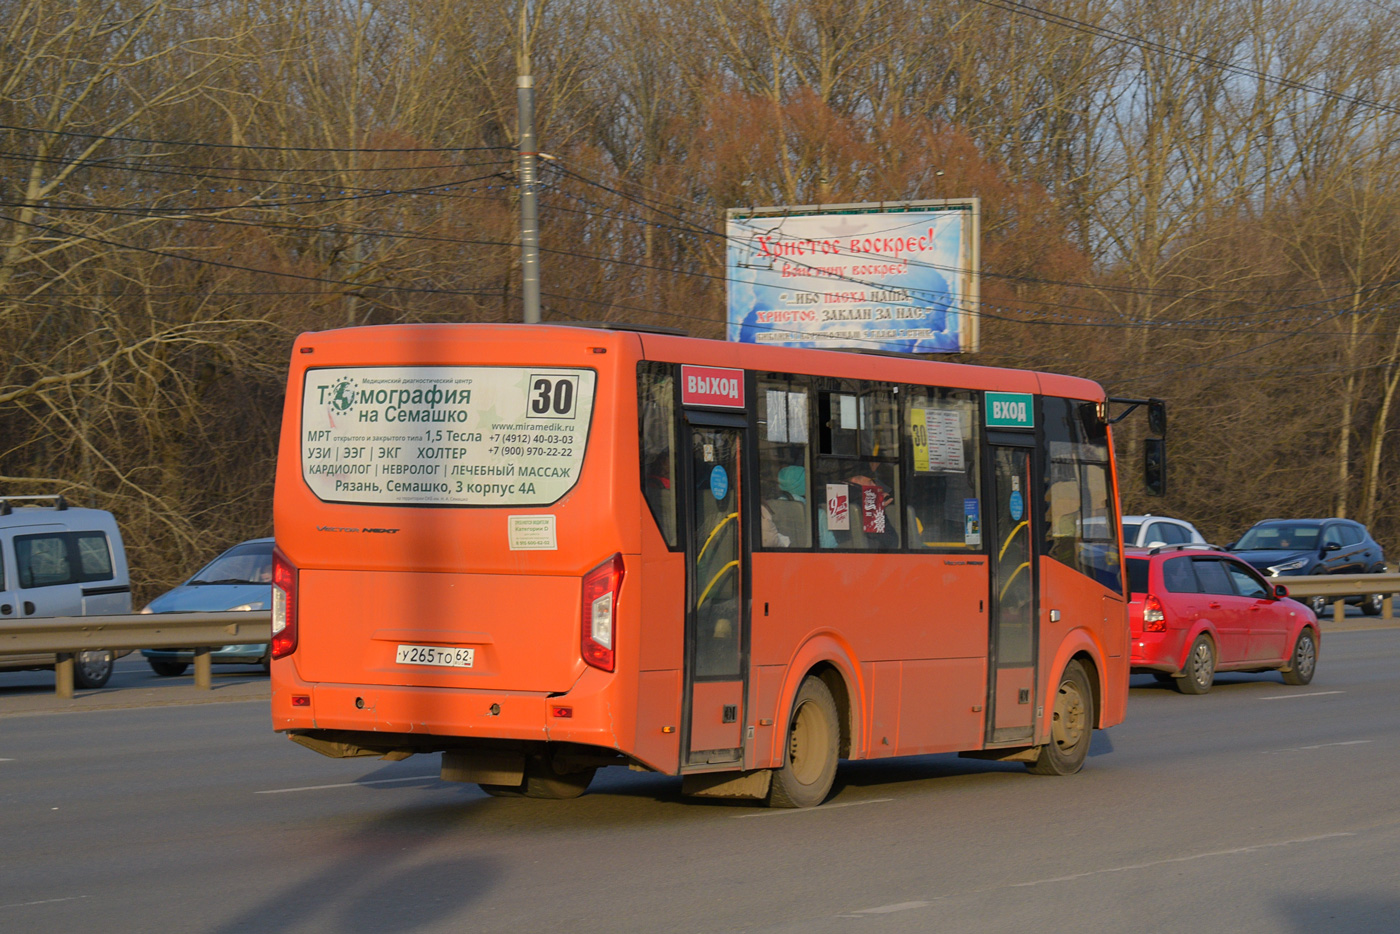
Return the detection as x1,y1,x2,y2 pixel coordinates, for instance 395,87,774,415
1027,660,1093,776
767,676,839,808
480,754,596,799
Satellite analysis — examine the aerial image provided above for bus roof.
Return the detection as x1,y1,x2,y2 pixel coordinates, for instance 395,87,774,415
291,323,1105,402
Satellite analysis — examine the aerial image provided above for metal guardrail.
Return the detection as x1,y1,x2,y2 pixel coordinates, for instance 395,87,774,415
0,611,272,698
4,573,1396,702
1265,573,1400,623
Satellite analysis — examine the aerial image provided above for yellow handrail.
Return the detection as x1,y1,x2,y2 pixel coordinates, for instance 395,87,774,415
698,560,740,607
697,511,739,565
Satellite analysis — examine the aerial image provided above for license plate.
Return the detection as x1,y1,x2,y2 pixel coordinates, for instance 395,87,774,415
395,644,475,668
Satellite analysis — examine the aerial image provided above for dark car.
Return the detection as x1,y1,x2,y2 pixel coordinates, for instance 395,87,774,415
1226,519,1388,616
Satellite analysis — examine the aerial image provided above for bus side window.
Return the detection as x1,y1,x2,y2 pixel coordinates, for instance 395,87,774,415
638,362,679,548
758,377,812,549
813,385,901,550
1043,397,1121,593
903,390,980,550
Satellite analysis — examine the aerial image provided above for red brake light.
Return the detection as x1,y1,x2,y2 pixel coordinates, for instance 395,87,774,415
271,546,298,659
581,553,624,672
1143,593,1166,632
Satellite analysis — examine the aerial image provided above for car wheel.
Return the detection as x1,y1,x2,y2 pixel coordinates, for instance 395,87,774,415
767,676,840,807
1028,660,1095,775
1280,628,1318,686
1361,592,1384,616
72,650,114,689
149,660,189,677
1175,636,1215,695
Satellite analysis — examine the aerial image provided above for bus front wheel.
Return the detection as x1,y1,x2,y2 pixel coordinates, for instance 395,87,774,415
767,676,839,808
1027,660,1093,776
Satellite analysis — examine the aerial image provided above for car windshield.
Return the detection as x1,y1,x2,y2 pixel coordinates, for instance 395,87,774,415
1234,524,1320,551
1126,558,1150,594
188,542,273,585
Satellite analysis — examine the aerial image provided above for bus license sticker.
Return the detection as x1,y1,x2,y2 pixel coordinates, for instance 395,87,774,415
508,515,557,550
396,644,475,668
1009,490,1024,522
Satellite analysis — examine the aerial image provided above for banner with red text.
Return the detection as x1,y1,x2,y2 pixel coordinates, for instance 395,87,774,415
725,200,979,353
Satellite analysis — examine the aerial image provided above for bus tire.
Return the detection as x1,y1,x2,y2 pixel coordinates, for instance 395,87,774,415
149,659,189,677
481,755,596,800
767,676,840,808
1280,628,1317,686
1027,660,1093,776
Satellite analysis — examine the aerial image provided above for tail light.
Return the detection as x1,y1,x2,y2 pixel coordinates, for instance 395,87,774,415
581,553,625,672
271,546,298,659
1142,593,1166,632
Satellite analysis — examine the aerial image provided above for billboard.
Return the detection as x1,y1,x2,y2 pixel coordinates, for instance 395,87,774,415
726,199,979,353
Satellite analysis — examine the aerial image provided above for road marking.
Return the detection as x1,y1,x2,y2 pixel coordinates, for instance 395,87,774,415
840,901,932,916
836,831,1356,918
1257,690,1344,700
256,774,439,794
0,896,88,911
734,797,892,818
0,758,14,762
1265,740,1372,754
1008,832,1354,887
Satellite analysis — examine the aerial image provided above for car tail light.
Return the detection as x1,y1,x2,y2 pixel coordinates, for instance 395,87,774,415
1143,593,1166,632
581,553,624,672
271,547,298,659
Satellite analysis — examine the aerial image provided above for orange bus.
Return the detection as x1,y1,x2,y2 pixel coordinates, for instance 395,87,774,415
270,323,1130,807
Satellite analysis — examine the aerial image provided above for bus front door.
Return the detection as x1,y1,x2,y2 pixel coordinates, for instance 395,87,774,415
683,423,746,768
987,444,1037,745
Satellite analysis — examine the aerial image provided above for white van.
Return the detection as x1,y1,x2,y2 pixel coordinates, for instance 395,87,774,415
0,495,132,687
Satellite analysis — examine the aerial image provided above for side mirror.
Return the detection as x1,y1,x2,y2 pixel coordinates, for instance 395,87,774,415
1323,542,1341,553
1144,438,1166,496
1148,400,1167,437
1224,540,1237,550
1274,584,1289,599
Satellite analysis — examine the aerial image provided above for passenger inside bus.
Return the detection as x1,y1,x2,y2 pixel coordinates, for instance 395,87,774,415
764,464,813,548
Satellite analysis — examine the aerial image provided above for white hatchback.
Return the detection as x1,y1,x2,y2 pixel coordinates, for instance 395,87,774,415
1122,514,1207,549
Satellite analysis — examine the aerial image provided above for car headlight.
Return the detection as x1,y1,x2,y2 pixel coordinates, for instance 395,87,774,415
1267,559,1309,575
139,605,154,614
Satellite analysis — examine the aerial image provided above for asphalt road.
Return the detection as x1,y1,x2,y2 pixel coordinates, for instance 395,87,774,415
2,626,1398,934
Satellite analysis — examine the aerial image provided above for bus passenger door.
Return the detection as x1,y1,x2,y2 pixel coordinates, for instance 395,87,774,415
987,445,1037,745
682,423,747,768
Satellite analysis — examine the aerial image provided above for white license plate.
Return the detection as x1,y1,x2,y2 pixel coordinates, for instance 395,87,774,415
395,644,475,668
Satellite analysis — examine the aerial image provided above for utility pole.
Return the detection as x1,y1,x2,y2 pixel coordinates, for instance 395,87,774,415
517,5,541,324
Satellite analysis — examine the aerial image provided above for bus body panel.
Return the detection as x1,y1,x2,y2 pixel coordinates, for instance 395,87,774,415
750,551,989,760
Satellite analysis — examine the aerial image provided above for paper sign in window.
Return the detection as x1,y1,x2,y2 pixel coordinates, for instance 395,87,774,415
826,484,850,531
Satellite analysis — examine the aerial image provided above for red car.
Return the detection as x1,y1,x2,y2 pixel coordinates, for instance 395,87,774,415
1126,546,1319,694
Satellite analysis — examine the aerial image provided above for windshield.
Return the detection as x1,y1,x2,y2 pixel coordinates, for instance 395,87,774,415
1234,524,1319,551
189,542,274,585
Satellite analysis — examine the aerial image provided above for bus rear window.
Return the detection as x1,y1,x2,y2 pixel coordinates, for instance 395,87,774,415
300,365,596,507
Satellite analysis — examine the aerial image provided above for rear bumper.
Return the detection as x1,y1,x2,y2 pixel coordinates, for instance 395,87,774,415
271,659,627,753
1130,628,1189,673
